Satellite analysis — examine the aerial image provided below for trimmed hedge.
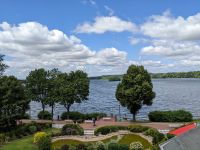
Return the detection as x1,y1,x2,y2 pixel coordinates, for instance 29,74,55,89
128,125,149,133
38,111,52,120
94,126,128,135
62,124,84,135
61,111,107,122
148,110,193,122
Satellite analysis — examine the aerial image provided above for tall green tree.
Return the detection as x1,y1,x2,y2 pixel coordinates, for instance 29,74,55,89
0,76,29,129
57,70,89,113
0,54,8,76
26,68,48,112
116,65,155,121
46,68,61,120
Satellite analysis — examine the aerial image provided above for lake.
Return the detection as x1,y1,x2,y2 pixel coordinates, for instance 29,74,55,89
29,78,200,120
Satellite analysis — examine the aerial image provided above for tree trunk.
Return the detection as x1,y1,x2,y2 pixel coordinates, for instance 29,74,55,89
51,105,54,121
41,102,45,119
64,104,71,119
132,113,136,122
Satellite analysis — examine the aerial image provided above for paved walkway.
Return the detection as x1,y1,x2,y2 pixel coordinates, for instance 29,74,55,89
20,118,186,131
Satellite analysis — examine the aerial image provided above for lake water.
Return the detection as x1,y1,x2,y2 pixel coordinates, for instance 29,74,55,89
29,78,200,120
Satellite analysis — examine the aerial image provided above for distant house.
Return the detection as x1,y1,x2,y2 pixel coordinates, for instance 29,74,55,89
160,125,200,150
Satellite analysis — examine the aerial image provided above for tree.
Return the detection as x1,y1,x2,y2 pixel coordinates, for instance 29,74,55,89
0,76,29,130
26,68,48,112
57,70,89,113
116,65,155,121
0,54,8,76
46,68,61,120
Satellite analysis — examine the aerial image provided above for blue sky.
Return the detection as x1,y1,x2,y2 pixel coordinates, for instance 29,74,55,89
1,0,200,78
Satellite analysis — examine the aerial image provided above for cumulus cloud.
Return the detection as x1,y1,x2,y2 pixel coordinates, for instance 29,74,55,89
141,10,200,41
74,16,137,34
0,22,132,78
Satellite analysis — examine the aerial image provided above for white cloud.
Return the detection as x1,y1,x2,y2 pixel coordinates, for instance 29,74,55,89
104,5,114,16
0,22,132,78
141,10,200,41
87,47,127,66
75,16,137,34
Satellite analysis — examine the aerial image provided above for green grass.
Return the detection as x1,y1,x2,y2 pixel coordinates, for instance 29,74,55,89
118,134,152,149
52,136,118,149
0,128,59,150
52,134,152,149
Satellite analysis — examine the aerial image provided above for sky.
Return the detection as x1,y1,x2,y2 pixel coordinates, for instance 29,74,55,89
1,0,200,78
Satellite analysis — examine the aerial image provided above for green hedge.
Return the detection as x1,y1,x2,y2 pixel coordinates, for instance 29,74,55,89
128,125,149,133
62,124,84,136
94,126,128,135
38,111,52,120
148,110,193,122
61,111,107,122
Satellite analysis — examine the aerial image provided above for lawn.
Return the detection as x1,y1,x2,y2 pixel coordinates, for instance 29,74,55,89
118,134,152,149
0,128,60,150
52,134,152,149
52,136,118,149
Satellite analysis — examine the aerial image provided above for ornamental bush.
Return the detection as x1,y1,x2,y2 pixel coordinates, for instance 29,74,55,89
61,111,85,122
61,144,70,150
38,111,52,120
76,143,87,150
129,142,144,150
37,135,51,150
33,132,48,144
95,141,106,150
107,142,119,150
0,133,6,145
144,128,158,137
128,125,149,133
61,124,84,135
118,144,129,150
148,110,193,122
61,111,107,122
28,125,37,134
94,126,128,135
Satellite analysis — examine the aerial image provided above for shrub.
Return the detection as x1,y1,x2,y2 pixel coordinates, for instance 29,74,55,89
128,125,149,133
37,135,51,150
62,124,84,135
118,144,129,150
95,141,106,150
61,111,85,121
69,146,76,150
61,111,107,121
152,132,166,145
166,133,175,139
0,133,6,145
85,113,107,120
95,126,128,135
29,125,37,134
144,128,158,137
33,132,48,144
129,142,144,150
61,144,70,150
143,128,165,145
148,110,193,122
76,143,87,150
107,142,119,150
38,111,52,120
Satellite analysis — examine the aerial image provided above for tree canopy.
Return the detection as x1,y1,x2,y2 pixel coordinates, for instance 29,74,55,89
26,68,48,112
0,54,8,76
116,65,155,121
57,70,90,113
0,76,29,130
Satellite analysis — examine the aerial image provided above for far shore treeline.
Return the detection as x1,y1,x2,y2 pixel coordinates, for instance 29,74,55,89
90,71,200,81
